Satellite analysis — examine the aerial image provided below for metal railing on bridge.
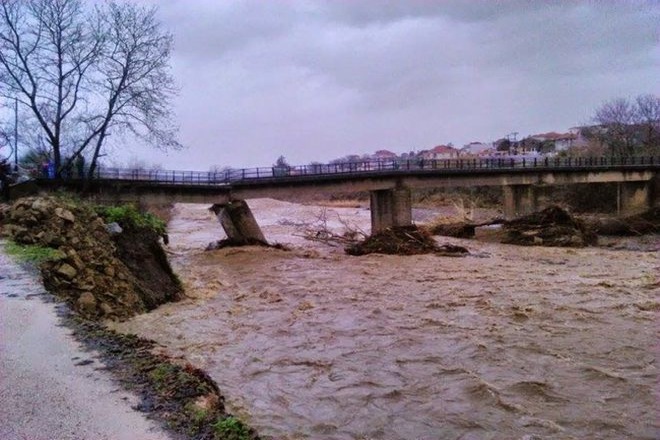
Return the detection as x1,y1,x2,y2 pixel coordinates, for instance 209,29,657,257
44,155,659,186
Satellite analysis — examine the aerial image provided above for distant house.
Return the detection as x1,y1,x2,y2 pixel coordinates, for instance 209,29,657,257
568,126,598,149
372,149,398,160
461,141,493,156
420,145,460,160
530,131,577,152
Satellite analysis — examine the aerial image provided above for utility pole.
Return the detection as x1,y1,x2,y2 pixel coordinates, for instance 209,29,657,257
14,97,18,171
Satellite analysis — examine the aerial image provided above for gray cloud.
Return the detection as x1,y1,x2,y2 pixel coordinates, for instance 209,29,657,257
120,0,660,169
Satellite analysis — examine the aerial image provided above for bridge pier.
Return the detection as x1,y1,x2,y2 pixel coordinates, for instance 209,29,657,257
503,185,538,219
370,188,412,233
210,200,267,244
617,181,652,215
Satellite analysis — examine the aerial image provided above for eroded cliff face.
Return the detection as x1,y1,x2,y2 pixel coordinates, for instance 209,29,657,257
0,196,182,320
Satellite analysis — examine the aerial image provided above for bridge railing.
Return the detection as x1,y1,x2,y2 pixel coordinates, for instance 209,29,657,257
81,155,657,185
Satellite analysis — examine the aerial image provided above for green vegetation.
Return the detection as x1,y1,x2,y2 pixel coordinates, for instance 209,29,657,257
213,416,251,440
96,204,166,235
149,363,177,389
148,362,214,399
185,402,210,425
3,241,64,263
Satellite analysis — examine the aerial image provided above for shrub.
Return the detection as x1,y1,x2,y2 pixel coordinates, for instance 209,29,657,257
213,416,250,440
96,204,166,235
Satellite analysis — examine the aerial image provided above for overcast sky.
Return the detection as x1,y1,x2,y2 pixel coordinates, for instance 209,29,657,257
120,0,660,170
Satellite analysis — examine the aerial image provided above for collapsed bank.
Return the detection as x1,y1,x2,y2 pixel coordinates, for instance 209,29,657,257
0,196,259,440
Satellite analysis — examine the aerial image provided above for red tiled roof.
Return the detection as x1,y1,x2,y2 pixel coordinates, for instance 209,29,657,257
429,145,456,154
374,149,397,157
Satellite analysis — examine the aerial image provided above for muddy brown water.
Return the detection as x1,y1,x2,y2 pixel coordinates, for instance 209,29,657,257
114,200,659,440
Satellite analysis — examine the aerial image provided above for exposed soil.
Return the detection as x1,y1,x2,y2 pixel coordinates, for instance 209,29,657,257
112,225,182,311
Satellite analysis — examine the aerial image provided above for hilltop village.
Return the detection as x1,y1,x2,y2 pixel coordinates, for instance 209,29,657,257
326,125,618,166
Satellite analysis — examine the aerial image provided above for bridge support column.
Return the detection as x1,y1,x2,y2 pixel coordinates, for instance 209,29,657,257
210,200,267,244
503,185,538,219
370,188,412,234
617,181,651,215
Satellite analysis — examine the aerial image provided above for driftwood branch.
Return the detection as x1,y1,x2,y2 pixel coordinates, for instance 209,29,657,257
291,207,368,247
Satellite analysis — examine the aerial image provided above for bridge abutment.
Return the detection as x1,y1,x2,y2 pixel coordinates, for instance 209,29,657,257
210,200,267,244
503,185,538,219
370,188,412,233
617,181,652,215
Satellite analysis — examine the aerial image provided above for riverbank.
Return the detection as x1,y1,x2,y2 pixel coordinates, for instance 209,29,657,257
0,197,260,440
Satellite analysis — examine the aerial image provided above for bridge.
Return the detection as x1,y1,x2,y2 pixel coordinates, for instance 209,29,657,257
14,156,660,241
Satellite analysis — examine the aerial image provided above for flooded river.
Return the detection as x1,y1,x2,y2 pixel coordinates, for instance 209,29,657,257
114,200,659,440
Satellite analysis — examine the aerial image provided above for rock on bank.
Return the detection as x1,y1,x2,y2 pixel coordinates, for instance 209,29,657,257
0,196,182,320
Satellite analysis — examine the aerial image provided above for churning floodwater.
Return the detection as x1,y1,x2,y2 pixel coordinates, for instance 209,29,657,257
114,200,659,440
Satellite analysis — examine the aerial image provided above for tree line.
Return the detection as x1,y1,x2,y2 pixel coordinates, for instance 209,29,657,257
583,94,659,157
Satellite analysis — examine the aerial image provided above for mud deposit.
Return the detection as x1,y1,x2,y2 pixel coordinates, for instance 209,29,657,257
115,200,660,440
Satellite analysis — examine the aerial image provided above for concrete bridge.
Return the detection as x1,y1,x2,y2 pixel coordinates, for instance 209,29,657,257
13,156,660,240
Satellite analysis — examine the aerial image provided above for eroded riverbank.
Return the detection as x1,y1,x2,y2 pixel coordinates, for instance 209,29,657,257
115,200,659,440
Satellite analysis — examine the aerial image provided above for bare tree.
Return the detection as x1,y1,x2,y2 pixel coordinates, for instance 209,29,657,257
0,0,180,179
590,94,660,157
592,98,638,156
81,2,180,179
0,0,100,176
635,94,660,154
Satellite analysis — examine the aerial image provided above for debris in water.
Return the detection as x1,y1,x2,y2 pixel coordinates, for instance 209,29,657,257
589,207,660,236
345,225,469,256
502,206,597,247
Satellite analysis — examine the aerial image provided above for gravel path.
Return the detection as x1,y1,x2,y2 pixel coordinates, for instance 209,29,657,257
0,244,174,440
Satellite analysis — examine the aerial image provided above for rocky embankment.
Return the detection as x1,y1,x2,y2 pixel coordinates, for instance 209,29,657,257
0,196,182,319
0,196,260,440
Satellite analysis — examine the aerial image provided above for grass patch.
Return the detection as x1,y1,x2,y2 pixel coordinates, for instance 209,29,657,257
96,204,166,235
148,362,214,398
213,416,251,440
3,241,64,263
